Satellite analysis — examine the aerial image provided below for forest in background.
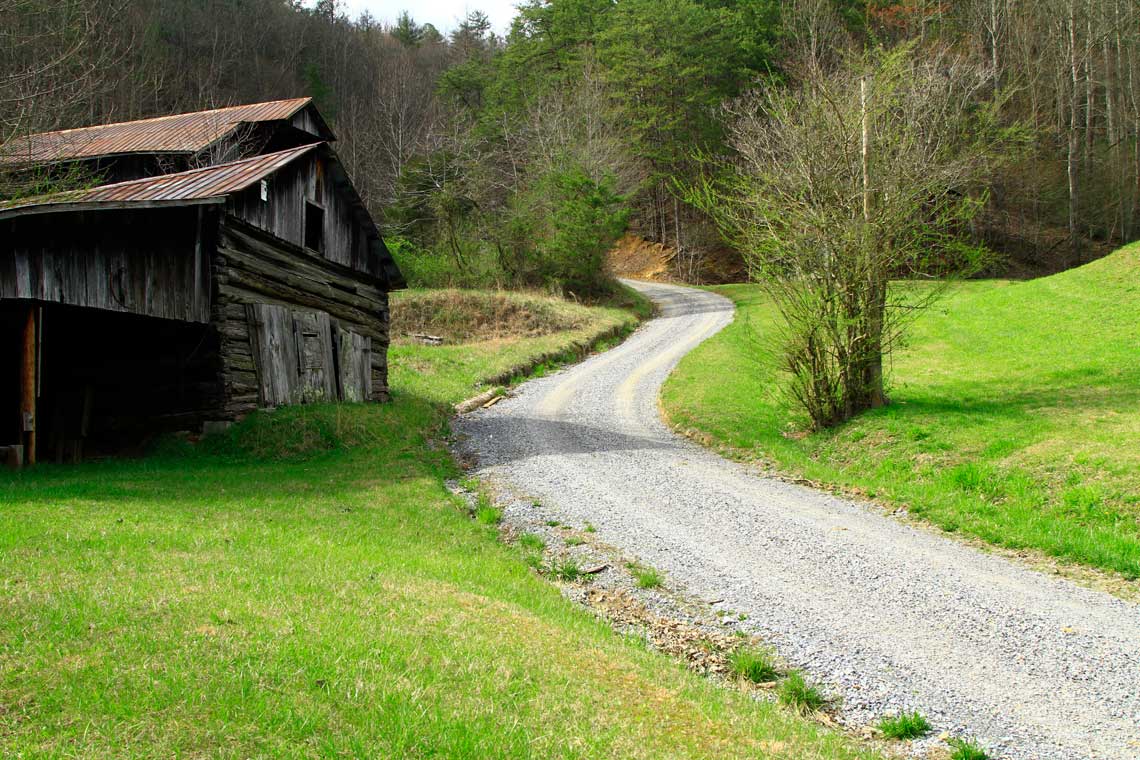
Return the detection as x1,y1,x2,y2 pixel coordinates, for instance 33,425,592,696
3,0,1139,292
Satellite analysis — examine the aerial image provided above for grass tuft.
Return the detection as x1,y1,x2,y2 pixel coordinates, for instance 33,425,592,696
551,558,584,582
949,738,990,760
518,533,546,552
877,711,931,739
778,671,826,711
475,493,502,525
629,564,664,589
728,648,780,684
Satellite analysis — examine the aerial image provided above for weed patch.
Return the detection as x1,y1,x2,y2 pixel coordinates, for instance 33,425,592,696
476,505,503,525
551,558,584,582
518,533,546,552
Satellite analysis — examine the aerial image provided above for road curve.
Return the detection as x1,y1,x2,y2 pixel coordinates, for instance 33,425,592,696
456,280,1140,760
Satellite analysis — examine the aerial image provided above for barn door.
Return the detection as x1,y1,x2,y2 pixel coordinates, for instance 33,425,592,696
247,303,301,406
247,304,336,407
334,324,372,402
293,310,336,403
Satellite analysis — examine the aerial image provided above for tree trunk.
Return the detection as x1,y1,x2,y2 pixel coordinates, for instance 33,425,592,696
863,279,887,411
1068,4,1082,264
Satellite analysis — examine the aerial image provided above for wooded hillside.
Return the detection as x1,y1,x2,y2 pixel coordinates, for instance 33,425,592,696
3,0,1138,284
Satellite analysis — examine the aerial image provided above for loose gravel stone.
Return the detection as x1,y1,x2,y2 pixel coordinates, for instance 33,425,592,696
455,280,1140,760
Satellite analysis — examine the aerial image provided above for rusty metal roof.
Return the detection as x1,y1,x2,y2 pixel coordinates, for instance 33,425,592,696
0,98,321,165
0,143,319,218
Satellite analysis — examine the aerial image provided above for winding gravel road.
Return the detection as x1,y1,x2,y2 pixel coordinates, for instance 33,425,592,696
456,280,1140,760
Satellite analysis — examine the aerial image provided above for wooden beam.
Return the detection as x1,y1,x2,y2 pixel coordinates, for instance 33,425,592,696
20,305,36,465
0,197,224,222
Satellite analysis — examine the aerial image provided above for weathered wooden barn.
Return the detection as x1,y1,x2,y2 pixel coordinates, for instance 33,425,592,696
1,101,404,464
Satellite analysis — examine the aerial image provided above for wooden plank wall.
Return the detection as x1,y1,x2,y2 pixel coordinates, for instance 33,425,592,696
336,330,371,402
289,107,328,140
212,218,390,420
1,208,211,323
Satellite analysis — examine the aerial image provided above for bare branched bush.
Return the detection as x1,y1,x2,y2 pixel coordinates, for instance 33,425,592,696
0,0,128,199
692,45,1016,429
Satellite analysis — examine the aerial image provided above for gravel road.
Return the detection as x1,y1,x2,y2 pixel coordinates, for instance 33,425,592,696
455,280,1140,760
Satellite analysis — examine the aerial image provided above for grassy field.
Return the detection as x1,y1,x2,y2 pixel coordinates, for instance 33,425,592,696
0,289,878,759
663,243,1140,580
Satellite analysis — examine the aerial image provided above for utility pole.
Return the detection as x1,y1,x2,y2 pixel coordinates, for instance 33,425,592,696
861,74,885,409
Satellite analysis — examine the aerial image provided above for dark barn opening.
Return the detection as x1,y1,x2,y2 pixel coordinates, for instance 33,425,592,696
2,303,221,460
304,201,324,252
33,305,221,459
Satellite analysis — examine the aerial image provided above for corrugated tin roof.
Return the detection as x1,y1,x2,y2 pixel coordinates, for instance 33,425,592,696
0,143,319,217
0,98,317,165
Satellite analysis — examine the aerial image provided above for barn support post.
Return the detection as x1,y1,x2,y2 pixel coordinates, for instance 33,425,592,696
20,305,38,466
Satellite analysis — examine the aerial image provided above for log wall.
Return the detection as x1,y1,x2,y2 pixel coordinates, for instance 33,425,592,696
211,218,390,420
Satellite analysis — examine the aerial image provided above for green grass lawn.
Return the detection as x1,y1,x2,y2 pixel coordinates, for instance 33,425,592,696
0,289,877,759
663,243,1140,580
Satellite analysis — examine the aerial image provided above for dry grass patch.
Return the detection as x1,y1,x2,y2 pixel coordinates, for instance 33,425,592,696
391,289,591,343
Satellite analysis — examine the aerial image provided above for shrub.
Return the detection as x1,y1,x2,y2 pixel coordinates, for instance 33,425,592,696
387,156,628,296
541,168,630,297
878,711,931,739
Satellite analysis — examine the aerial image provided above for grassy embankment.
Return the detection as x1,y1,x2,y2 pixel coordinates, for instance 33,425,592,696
0,288,878,759
663,243,1140,581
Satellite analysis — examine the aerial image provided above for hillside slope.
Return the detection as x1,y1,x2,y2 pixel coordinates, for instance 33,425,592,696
663,243,1140,581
